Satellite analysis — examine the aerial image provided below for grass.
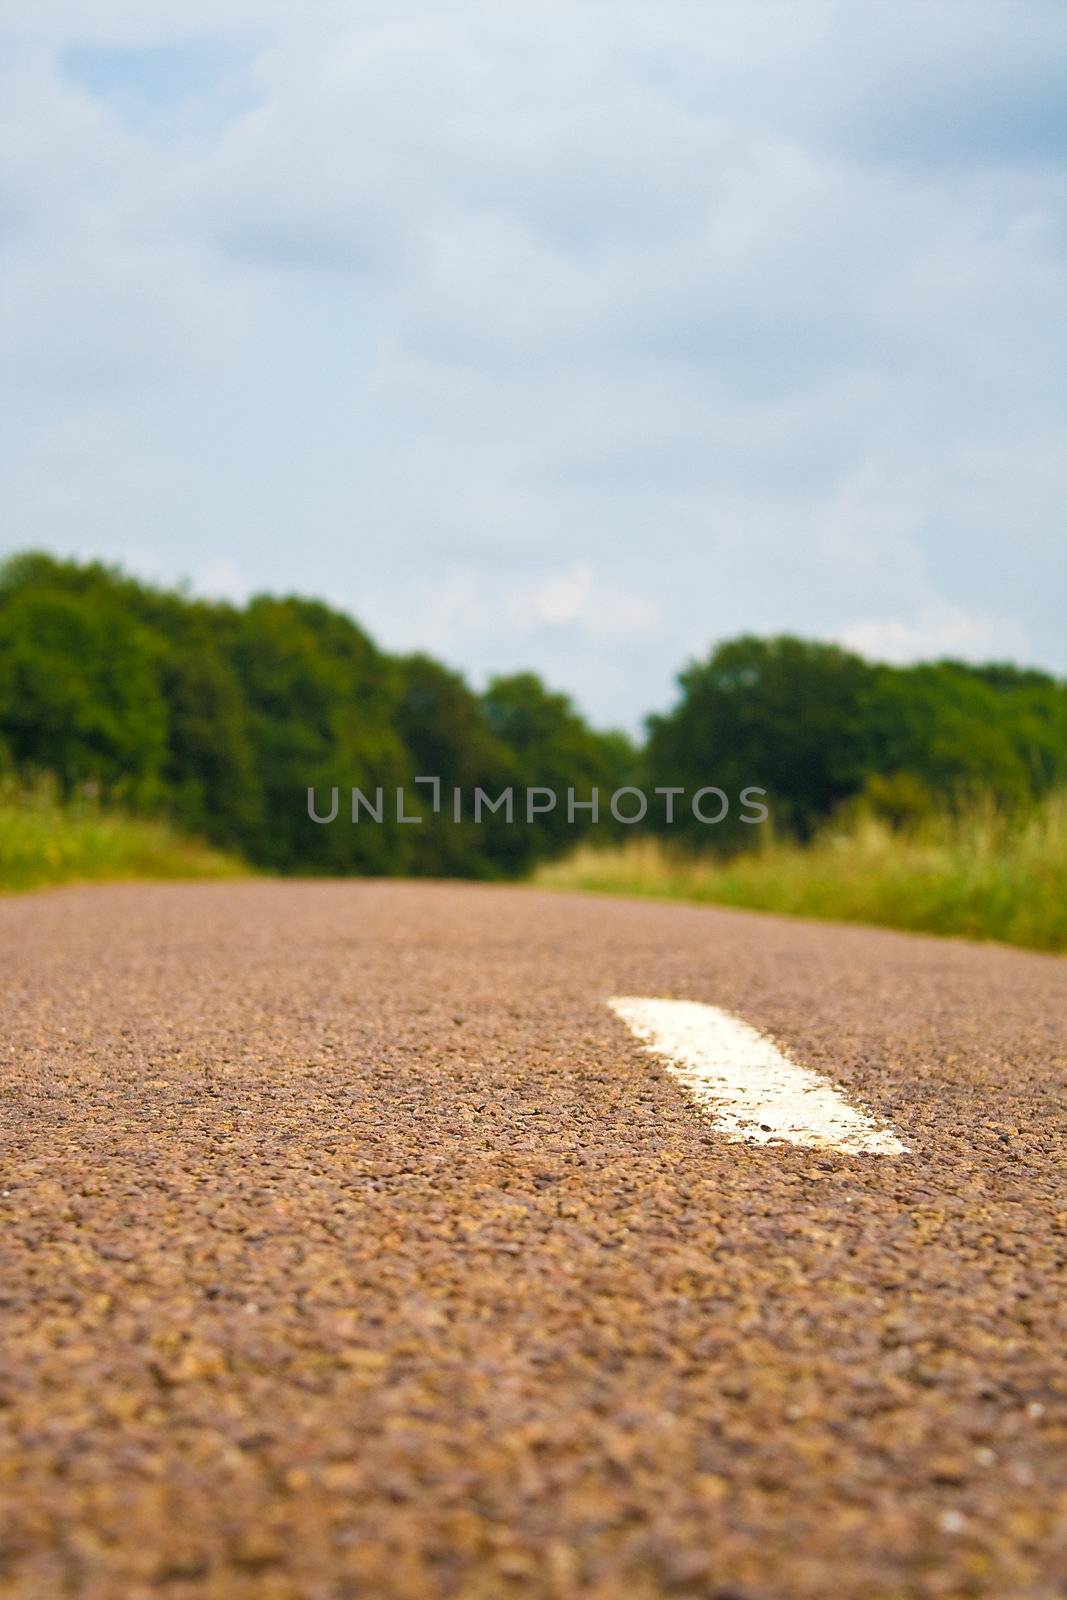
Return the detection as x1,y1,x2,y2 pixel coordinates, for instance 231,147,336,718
535,791,1067,953
0,779,249,893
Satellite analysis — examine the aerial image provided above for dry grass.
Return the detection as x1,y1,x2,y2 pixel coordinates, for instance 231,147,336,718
0,779,248,893
536,791,1067,952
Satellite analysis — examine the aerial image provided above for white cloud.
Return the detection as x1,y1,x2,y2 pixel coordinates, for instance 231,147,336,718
841,604,1030,667
523,563,660,637
193,559,250,602
1,1,1065,726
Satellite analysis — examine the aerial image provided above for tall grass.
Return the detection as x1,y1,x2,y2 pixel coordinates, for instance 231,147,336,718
536,790,1067,952
0,777,248,893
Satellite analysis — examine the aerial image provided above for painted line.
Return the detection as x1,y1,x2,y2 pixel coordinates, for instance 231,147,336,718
608,996,908,1155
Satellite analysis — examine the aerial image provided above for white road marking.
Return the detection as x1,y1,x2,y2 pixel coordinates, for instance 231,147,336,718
608,996,908,1155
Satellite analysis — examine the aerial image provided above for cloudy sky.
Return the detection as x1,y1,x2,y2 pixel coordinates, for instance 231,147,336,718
3,2,1065,729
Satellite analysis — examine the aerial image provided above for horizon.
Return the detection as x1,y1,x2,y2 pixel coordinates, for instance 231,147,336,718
5,544,1064,742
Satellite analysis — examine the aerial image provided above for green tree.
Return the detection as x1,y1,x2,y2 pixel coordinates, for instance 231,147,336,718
232,596,411,873
0,584,168,803
646,636,876,845
861,661,1067,809
157,615,263,851
7,548,1063,879
483,672,636,859
395,655,527,876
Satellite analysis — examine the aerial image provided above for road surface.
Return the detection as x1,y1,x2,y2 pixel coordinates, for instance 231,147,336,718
1,880,1064,1599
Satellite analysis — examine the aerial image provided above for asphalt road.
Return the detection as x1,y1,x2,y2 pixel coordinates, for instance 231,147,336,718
1,880,1065,1600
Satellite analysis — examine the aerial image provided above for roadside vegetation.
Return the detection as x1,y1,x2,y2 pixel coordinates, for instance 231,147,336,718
0,552,631,879
537,789,1067,953
0,778,246,893
3,551,1067,949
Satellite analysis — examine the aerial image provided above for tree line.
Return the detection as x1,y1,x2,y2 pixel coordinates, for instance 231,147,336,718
2,551,1065,875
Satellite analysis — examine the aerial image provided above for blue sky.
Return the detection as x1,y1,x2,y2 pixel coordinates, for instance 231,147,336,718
3,1,1065,730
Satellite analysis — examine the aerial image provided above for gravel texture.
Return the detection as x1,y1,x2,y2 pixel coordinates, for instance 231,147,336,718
0,880,1064,1600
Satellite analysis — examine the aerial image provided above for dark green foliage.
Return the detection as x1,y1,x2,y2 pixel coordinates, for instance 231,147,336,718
395,655,526,877
483,673,636,851
645,636,877,845
0,583,168,803
232,596,412,874
0,552,634,876
157,621,262,850
647,635,1067,850
2,551,1064,873
861,660,1067,805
